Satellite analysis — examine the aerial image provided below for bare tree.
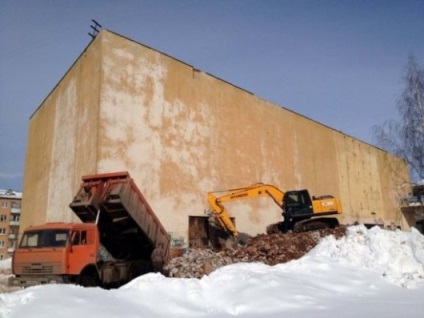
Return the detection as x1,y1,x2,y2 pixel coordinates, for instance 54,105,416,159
373,56,424,182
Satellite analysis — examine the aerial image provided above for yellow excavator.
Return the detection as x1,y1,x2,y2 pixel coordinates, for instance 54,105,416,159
207,183,342,238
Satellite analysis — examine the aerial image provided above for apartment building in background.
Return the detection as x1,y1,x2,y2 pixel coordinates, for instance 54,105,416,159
0,189,21,260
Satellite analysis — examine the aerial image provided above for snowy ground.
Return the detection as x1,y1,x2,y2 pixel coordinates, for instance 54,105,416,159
1,225,424,318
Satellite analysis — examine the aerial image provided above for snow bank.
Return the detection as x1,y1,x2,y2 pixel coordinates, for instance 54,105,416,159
308,225,424,288
0,258,11,270
1,226,424,318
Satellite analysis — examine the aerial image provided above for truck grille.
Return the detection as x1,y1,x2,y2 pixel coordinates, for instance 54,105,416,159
17,262,62,275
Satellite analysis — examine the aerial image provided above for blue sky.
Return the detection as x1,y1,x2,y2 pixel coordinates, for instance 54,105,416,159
1,0,423,191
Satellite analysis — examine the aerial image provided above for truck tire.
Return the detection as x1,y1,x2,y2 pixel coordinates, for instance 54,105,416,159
78,274,99,287
78,267,100,287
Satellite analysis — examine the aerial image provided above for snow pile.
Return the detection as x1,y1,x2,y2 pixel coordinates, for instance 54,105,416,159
308,225,424,288
1,226,424,318
0,258,11,270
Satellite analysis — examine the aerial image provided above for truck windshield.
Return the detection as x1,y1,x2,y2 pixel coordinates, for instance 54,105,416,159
19,229,70,248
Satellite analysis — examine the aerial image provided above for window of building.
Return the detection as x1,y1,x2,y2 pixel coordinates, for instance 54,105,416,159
11,202,21,209
0,254,3,260
12,215,19,222
1,201,7,209
0,241,4,248
0,228,6,235
0,215,6,222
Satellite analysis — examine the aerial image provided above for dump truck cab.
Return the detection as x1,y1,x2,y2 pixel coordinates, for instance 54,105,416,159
11,222,100,286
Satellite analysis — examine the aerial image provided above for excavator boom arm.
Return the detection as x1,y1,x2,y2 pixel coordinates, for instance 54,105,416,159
207,183,285,237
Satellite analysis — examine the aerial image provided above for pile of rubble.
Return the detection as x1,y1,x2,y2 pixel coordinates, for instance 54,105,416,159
165,227,346,279
165,248,233,278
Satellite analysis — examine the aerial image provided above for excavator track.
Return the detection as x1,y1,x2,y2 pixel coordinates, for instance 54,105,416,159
266,218,340,234
293,217,339,232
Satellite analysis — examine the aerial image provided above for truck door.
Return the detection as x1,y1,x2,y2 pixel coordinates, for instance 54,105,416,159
67,229,97,275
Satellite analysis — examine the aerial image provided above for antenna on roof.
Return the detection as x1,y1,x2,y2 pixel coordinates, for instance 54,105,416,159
89,19,102,39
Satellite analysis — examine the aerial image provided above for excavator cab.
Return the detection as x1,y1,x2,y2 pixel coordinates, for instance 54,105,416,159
281,189,341,232
281,190,314,231
283,190,313,217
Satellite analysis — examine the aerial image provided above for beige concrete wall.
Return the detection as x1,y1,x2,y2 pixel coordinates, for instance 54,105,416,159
21,30,411,246
21,35,102,231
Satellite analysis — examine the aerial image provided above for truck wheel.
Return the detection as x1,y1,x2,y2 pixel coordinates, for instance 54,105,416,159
129,263,145,280
78,273,99,287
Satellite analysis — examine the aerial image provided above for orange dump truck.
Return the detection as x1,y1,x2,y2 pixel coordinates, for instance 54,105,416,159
10,172,170,288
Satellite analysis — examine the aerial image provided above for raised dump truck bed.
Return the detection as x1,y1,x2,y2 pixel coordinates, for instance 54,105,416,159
69,171,170,262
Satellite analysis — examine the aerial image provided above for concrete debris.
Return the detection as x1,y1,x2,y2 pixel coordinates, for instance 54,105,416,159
165,248,233,279
165,227,346,279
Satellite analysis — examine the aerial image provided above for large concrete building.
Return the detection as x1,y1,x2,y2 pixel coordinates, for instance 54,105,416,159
21,30,413,248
